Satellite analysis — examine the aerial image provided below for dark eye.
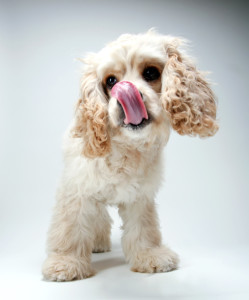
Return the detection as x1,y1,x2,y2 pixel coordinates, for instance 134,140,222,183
143,66,160,82
106,76,117,89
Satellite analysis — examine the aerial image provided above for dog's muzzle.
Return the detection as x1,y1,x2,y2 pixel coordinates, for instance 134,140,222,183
111,81,148,127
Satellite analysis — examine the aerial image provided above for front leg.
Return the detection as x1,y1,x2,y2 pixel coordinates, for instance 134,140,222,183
42,185,97,281
119,199,179,273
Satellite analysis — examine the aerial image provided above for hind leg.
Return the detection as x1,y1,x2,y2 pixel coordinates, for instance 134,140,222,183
92,203,112,253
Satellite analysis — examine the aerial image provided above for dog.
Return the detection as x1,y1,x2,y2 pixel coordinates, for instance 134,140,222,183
42,30,218,281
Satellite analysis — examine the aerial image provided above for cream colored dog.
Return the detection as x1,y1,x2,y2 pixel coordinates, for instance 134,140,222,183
42,30,218,281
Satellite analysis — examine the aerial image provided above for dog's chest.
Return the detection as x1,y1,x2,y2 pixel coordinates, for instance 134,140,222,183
82,148,162,205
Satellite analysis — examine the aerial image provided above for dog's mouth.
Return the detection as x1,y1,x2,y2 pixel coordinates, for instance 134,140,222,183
123,117,151,130
111,81,149,129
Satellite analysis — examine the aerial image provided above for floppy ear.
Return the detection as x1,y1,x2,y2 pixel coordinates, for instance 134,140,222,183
162,39,219,137
71,63,110,158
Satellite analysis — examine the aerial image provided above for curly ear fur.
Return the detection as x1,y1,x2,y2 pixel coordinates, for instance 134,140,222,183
162,42,219,137
71,68,110,158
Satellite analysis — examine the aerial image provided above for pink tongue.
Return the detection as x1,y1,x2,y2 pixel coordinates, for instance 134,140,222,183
111,81,148,125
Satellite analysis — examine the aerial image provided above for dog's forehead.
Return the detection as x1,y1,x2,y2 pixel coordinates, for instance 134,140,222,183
107,36,165,59
95,34,168,75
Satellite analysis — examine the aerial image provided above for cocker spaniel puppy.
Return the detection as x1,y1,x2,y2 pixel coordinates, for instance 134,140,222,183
42,30,218,281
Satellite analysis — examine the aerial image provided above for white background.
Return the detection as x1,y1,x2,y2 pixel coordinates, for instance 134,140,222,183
1,0,249,299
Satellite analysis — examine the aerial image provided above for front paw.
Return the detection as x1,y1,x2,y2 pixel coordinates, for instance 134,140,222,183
131,246,179,273
42,254,95,281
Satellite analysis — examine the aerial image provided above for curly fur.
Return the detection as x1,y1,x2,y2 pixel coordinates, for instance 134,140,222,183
72,69,110,158
162,45,218,137
42,30,218,281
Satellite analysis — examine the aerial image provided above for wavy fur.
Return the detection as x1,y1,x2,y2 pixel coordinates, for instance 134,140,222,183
42,31,218,281
72,68,110,158
162,42,218,137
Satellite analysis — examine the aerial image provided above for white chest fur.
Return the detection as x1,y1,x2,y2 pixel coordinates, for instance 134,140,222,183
61,136,165,206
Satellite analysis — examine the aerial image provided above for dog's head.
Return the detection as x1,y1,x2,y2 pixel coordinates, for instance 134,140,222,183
72,31,218,158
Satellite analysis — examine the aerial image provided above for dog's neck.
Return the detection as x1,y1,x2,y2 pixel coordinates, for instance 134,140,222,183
103,138,164,177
